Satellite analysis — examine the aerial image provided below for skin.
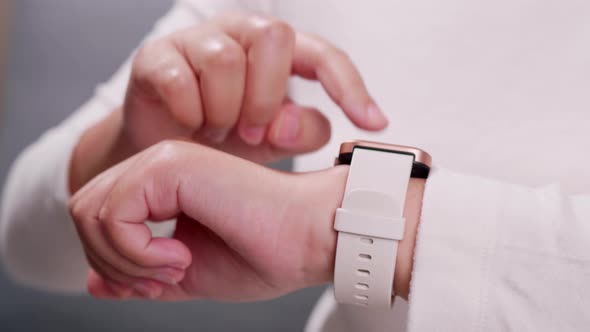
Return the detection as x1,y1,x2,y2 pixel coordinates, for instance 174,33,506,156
69,13,388,194
69,141,424,301
66,13,415,301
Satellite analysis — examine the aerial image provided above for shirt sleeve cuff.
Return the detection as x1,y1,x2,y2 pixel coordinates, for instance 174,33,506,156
406,167,502,331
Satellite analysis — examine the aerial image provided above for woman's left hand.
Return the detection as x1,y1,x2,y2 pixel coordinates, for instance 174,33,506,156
69,140,347,300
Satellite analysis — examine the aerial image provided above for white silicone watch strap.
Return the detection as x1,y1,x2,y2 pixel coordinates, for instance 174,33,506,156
334,148,413,308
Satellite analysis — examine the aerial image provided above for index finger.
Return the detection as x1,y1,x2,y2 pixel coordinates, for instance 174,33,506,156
291,32,388,130
214,13,388,131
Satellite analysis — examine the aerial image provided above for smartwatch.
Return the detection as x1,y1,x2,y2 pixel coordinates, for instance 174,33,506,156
333,140,432,308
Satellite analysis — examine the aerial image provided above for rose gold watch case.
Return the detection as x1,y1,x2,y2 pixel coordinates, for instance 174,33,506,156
336,140,432,178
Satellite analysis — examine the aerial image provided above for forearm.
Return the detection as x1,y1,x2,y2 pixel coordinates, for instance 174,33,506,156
304,165,425,300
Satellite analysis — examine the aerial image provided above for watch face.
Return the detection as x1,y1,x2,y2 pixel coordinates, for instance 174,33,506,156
336,140,432,178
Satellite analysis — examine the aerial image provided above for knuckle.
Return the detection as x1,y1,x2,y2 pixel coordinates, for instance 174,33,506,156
147,140,184,166
68,200,83,221
153,65,191,97
68,199,92,227
132,39,163,76
97,206,116,229
133,40,190,95
202,39,245,70
210,11,237,24
254,19,295,46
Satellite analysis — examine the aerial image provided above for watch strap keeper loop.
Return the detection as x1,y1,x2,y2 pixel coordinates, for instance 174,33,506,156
335,208,405,240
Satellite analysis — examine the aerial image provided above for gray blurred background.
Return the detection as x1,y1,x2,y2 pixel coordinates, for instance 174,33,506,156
0,1,323,331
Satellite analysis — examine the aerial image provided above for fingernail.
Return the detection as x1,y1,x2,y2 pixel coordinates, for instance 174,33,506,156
152,273,178,286
367,103,389,128
133,282,157,299
203,128,229,144
239,125,266,145
107,282,133,299
276,107,301,144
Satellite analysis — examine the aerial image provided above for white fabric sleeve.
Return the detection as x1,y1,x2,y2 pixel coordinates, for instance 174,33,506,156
0,0,273,293
407,168,590,331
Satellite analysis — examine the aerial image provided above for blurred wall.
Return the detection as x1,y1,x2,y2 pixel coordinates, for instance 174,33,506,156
0,0,10,119
0,1,319,331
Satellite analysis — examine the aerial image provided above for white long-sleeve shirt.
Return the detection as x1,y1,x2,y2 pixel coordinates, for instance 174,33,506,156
2,1,590,331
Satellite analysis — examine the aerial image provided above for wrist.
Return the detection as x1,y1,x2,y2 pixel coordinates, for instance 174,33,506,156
297,166,348,286
304,165,425,300
68,107,137,194
395,177,424,300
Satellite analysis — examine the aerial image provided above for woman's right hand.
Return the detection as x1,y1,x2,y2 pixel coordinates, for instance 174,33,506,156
69,13,388,192
124,13,387,152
